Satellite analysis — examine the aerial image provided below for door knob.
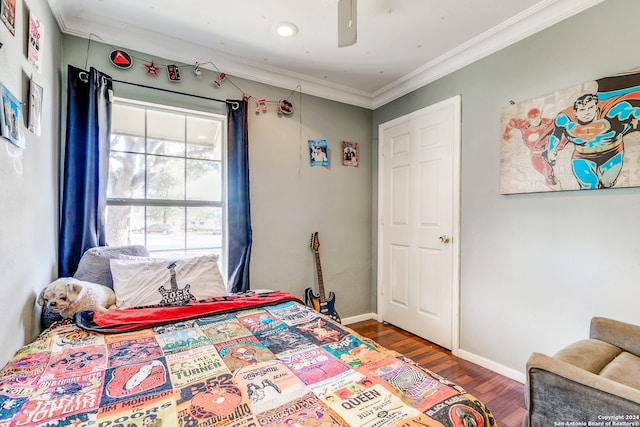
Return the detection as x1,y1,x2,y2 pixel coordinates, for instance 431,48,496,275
439,235,451,243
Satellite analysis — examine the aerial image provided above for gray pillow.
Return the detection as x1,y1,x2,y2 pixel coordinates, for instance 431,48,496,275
73,245,150,289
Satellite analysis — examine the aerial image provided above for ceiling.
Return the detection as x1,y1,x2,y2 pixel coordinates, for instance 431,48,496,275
47,0,604,109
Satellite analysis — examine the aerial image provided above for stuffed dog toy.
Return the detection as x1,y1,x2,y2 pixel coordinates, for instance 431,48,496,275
38,278,117,318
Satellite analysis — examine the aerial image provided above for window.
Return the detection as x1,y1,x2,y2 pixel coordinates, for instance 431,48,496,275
106,99,226,264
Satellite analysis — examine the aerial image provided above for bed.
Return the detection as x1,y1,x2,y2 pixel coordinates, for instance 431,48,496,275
0,249,497,427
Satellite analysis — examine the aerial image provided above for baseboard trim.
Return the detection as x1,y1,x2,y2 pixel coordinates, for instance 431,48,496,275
341,312,377,325
456,349,526,384
342,315,526,383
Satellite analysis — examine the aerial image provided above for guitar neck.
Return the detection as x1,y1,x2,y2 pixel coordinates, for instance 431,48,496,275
167,262,178,289
314,251,327,303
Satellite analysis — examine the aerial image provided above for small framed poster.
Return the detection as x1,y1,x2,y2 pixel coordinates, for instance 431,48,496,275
309,139,329,167
342,141,358,166
28,13,44,72
1,84,25,148
28,80,43,136
1,0,16,35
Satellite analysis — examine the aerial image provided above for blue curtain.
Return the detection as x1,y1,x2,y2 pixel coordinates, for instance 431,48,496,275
58,65,112,277
226,99,252,293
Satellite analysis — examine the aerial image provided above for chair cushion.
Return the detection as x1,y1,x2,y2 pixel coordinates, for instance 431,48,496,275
554,339,622,374
600,351,640,390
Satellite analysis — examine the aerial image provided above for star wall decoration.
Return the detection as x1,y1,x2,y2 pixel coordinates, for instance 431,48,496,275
143,60,161,77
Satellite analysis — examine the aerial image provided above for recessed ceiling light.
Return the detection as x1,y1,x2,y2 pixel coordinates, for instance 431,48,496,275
275,22,298,38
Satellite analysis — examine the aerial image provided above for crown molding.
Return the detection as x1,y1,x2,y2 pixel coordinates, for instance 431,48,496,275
371,0,606,109
49,0,375,109
50,0,605,110
208,59,375,109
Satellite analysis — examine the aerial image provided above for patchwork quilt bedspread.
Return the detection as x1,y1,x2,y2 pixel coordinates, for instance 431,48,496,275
0,291,496,427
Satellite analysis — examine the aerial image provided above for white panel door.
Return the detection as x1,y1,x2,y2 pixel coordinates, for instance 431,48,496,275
378,96,460,350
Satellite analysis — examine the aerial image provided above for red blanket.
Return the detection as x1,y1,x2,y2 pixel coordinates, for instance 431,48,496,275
75,291,302,333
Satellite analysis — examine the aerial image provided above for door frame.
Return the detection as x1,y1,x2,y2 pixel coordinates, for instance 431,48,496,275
376,95,462,355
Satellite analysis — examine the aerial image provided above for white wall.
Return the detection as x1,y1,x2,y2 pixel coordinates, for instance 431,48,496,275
372,0,640,377
0,0,61,366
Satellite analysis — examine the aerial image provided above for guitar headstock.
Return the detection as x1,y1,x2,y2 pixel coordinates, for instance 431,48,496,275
310,232,320,253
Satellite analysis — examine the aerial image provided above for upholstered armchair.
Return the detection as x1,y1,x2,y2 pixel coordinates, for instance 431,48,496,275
524,317,640,427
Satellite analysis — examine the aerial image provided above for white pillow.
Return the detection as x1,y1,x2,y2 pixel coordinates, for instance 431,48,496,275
110,255,227,308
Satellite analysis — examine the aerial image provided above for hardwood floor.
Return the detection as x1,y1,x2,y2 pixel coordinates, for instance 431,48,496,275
348,319,527,427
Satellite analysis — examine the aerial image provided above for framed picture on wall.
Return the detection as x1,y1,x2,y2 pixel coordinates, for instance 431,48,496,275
1,0,15,35
28,80,43,136
342,141,359,167
500,69,640,194
28,12,44,72
0,84,25,148
309,139,329,167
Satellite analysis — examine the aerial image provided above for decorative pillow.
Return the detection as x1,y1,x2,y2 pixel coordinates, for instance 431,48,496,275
74,245,150,289
110,255,227,308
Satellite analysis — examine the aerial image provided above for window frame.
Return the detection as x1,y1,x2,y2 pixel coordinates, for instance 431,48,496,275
106,97,228,275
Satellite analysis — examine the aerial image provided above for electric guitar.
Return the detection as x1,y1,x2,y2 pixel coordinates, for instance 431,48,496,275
304,232,341,323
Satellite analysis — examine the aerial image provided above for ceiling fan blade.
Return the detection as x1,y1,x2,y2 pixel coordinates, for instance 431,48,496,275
338,0,357,47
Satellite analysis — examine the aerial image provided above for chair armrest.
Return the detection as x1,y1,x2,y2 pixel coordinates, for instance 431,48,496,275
525,352,640,427
590,317,640,357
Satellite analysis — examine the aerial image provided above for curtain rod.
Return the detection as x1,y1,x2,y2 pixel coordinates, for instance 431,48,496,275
111,78,228,104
